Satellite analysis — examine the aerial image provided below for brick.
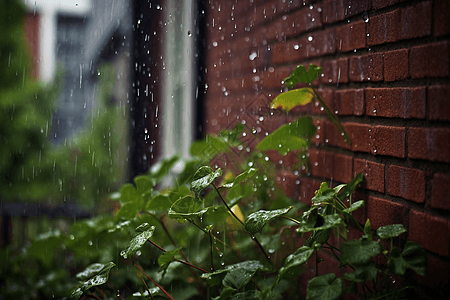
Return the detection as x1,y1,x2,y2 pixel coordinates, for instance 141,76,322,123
416,255,450,293
333,153,353,183
349,53,383,82
384,49,409,82
431,173,450,211
409,210,450,257
311,119,325,144
320,58,349,84
309,150,335,179
353,159,385,193
399,1,432,40
367,9,401,46
324,120,351,150
345,123,372,153
322,0,370,24
373,125,406,158
277,170,298,198
410,41,450,79
428,85,450,121
335,89,365,116
337,20,366,53
261,66,291,90
305,28,337,58
372,0,406,10
434,0,450,37
299,177,322,205
408,127,450,163
387,165,425,203
271,41,305,64
365,87,426,119
367,196,406,229
283,4,322,37
312,89,335,114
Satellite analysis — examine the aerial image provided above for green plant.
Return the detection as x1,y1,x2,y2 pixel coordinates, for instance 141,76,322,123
0,64,426,300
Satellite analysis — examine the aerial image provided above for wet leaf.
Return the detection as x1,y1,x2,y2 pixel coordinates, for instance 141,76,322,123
283,64,323,88
270,88,314,113
223,268,256,290
190,166,223,196
120,225,155,260
168,195,210,220
245,206,293,234
256,116,315,155
158,248,181,272
71,262,116,300
201,260,267,287
276,246,314,285
376,224,406,239
388,242,426,276
342,262,377,282
342,200,365,214
336,173,364,202
297,214,343,233
222,168,257,188
306,273,343,300
363,219,373,240
115,202,139,220
229,290,260,300
146,194,174,212
341,239,381,265
75,263,105,281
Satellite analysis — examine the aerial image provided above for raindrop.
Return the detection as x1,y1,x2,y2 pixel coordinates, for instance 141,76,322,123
308,36,313,42
294,44,299,50
249,52,257,61
212,41,218,47
363,12,369,23
188,30,192,36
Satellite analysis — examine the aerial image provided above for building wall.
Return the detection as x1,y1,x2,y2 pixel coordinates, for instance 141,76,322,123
204,0,450,297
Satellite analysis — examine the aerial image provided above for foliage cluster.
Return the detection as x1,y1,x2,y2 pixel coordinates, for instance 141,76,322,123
0,0,125,208
1,63,426,300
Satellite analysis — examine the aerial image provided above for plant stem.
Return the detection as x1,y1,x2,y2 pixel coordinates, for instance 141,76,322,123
315,250,319,277
140,277,154,300
212,184,245,227
186,218,230,249
280,215,301,224
212,183,273,267
134,264,175,300
209,229,215,272
146,239,209,273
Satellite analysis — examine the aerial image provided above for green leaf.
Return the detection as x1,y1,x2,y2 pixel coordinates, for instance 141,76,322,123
215,287,236,300
278,246,314,281
388,242,426,276
119,183,140,204
297,214,343,233
363,219,373,240
270,88,315,113
305,228,331,248
229,290,260,300
342,200,364,214
337,173,364,202
115,202,139,220
311,182,336,204
256,116,315,155
341,239,381,266
190,166,223,196
75,263,105,281
168,195,210,220
283,64,323,88
146,194,174,212
71,262,116,299
222,268,256,290
306,273,343,300
201,261,268,287
120,224,155,260
70,288,83,300
245,207,293,234
223,168,257,188
342,262,377,282
158,248,182,272
376,224,407,239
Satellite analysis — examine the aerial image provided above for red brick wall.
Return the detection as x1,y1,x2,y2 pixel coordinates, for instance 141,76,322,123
204,0,450,297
